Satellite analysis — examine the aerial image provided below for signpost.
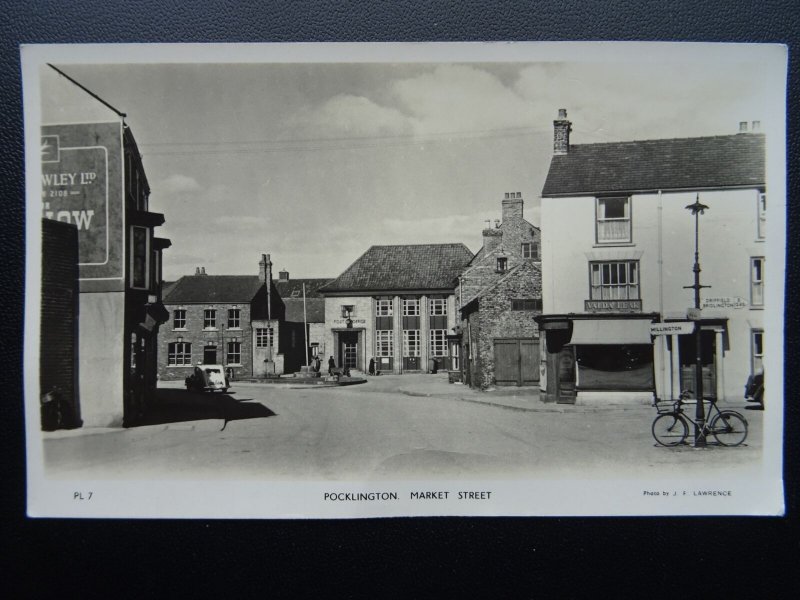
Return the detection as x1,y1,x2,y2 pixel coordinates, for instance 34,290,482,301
650,322,695,336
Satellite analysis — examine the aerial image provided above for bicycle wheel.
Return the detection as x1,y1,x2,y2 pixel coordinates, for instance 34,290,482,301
652,414,689,446
710,411,748,446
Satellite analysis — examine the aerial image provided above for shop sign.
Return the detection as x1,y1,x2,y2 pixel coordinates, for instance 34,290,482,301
650,322,695,336
41,121,124,290
332,319,366,326
702,297,747,309
585,299,642,313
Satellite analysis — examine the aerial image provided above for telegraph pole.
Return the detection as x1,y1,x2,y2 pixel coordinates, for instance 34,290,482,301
684,195,711,447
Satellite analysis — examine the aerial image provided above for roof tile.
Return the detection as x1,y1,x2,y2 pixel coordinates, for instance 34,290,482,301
542,133,765,196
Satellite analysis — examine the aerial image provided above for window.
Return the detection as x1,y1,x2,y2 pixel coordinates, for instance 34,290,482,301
375,330,394,357
167,342,191,366
596,196,631,243
203,308,216,329
429,298,447,316
375,299,393,317
402,298,419,316
173,309,186,329
226,341,241,365
403,330,420,357
228,308,240,329
521,242,538,259
751,257,764,306
429,330,447,357
751,329,764,374
256,328,274,348
131,226,149,288
496,257,508,273
758,192,766,239
341,305,354,318
511,299,542,311
590,261,640,300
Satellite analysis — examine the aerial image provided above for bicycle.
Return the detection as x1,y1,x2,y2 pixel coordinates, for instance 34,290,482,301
651,390,748,447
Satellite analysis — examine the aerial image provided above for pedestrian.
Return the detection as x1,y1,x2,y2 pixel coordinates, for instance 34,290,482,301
368,357,375,376
328,355,336,376
314,355,321,373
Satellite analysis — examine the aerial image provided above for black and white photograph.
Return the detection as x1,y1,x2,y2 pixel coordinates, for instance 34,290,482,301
22,42,786,517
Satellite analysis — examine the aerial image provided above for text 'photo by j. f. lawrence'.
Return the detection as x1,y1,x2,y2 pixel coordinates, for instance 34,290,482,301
22,42,787,518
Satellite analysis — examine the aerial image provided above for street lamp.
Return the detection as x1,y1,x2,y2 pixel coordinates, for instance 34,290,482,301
683,195,711,447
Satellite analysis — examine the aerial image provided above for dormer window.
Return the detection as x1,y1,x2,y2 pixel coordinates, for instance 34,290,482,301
496,257,508,273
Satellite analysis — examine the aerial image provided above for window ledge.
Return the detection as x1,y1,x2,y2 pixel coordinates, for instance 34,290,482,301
749,306,764,311
225,363,243,367
593,242,635,248
227,327,243,331
203,328,218,331
167,365,193,368
172,328,187,331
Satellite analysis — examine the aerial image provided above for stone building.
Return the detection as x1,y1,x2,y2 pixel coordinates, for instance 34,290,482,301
158,255,306,381
537,109,766,405
457,193,543,388
320,244,473,374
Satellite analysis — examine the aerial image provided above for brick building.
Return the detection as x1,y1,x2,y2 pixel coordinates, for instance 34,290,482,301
320,244,473,374
158,255,307,381
39,219,80,429
457,193,543,388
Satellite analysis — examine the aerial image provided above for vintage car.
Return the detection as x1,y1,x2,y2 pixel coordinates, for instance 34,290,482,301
185,364,230,393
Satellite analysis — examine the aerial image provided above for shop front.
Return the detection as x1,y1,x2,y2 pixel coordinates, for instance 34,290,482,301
536,314,658,404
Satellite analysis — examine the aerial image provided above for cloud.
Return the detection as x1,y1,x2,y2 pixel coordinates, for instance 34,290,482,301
391,65,537,135
157,173,201,195
295,94,413,138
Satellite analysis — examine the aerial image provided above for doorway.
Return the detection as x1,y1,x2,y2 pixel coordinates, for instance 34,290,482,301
494,338,540,386
338,331,359,370
204,343,218,365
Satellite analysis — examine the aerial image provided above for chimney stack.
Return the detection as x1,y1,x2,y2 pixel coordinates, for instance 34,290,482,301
195,267,200,275
752,120,761,132
201,267,206,275
279,269,289,281
502,191,524,222
739,121,749,133
553,108,572,155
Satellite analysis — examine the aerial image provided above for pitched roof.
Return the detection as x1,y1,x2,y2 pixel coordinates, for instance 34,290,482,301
283,299,326,323
320,244,474,293
164,275,263,304
274,278,334,299
542,133,765,197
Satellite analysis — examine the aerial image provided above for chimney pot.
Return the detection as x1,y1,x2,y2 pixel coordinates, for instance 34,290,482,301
200,267,206,275
558,108,567,119
195,267,200,275
739,121,748,133
752,120,761,132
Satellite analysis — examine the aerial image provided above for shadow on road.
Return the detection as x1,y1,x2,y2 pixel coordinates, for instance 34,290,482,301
141,388,276,429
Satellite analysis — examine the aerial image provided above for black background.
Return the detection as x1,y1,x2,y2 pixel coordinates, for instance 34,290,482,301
1,1,797,595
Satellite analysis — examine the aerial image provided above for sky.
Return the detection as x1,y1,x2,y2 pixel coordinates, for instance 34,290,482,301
41,48,776,281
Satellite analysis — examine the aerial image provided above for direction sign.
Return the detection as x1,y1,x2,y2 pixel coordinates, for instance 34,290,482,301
650,322,695,336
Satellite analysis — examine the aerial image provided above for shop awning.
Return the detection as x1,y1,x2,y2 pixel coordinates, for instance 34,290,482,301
570,318,653,345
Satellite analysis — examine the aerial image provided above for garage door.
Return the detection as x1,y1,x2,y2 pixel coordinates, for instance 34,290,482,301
494,338,539,386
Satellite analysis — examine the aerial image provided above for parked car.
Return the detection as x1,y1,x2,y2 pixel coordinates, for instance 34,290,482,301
744,369,764,409
185,364,230,393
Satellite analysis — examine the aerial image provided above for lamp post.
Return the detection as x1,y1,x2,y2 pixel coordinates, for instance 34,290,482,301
684,195,711,447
